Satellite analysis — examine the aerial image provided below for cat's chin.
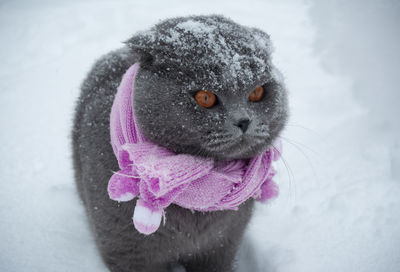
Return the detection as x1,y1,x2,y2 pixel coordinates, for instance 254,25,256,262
201,135,272,161
146,132,273,161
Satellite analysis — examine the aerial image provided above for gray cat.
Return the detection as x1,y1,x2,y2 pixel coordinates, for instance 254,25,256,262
72,15,288,272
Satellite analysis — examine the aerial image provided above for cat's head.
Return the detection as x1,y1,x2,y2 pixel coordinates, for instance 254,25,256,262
127,15,288,160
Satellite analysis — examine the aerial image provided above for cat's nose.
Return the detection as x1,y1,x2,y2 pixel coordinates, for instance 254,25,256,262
235,118,250,133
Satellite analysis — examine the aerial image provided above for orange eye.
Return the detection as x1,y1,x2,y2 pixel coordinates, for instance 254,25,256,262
249,86,264,102
194,90,216,108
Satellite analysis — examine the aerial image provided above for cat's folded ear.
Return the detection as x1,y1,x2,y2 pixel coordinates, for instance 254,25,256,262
124,32,156,65
250,27,273,54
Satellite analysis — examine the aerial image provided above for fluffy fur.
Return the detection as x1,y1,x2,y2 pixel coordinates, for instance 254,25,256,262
72,15,288,272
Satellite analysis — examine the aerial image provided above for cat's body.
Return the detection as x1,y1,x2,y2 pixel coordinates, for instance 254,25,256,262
73,15,288,272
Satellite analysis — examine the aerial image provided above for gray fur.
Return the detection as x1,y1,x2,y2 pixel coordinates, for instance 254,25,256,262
72,15,288,272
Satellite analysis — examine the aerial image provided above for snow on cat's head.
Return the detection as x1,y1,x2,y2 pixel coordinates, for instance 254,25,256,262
128,15,288,160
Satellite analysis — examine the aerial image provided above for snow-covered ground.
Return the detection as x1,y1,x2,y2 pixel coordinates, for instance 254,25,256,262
0,0,399,271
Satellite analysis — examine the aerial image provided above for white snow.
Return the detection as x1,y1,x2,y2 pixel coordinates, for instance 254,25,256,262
0,0,399,272
176,20,216,34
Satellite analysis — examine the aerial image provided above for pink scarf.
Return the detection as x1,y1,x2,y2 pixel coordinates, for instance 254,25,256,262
108,63,281,234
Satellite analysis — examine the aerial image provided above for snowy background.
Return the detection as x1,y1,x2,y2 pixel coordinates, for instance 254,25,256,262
1,0,399,271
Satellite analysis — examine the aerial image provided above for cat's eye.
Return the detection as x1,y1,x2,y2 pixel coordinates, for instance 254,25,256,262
194,90,216,108
249,86,264,102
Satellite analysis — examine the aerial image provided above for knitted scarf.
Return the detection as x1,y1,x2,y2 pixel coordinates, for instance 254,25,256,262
108,63,281,235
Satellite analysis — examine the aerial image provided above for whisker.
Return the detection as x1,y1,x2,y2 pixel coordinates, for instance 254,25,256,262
278,122,322,138
206,133,233,141
280,137,320,185
206,138,234,147
280,136,320,157
271,143,297,204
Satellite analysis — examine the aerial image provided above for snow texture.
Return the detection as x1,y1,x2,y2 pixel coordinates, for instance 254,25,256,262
126,15,272,92
0,0,399,272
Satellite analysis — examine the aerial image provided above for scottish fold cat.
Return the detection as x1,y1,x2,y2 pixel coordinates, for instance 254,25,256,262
72,15,288,272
